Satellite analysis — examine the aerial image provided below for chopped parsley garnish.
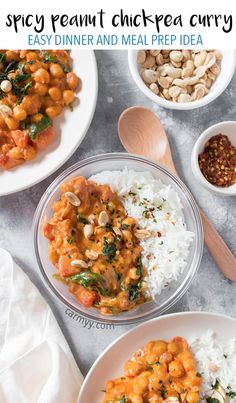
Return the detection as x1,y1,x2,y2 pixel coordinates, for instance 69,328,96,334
196,372,202,377
161,387,167,398
223,353,228,358
67,236,74,244
121,224,129,230
226,386,236,398
128,191,136,196
77,214,89,224
102,238,117,263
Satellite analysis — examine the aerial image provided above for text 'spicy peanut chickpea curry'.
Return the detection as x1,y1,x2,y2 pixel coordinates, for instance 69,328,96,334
103,337,202,403
43,176,149,314
0,50,80,169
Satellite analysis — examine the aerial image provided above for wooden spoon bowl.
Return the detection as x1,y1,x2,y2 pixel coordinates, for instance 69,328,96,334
118,106,236,281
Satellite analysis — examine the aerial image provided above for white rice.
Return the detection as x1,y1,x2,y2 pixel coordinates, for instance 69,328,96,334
190,331,236,401
90,168,194,297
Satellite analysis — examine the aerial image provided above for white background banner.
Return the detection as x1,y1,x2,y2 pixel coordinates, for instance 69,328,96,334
0,0,235,49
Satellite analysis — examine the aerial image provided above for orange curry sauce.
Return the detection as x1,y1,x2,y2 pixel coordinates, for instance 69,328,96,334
104,337,201,403
43,176,148,314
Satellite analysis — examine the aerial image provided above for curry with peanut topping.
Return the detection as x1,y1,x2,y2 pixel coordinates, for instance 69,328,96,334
0,49,80,169
43,176,149,314
103,337,201,403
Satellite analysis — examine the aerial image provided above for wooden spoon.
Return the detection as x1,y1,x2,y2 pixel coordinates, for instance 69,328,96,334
118,106,236,281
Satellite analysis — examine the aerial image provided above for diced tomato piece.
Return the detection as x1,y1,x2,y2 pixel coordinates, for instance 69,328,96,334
43,223,54,241
32,125,55,151
0,153,23,170
75,286,97,308
11,130,29,148
58,255,79,277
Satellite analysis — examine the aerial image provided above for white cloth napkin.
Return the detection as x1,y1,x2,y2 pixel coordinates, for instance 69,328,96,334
0,248,83,403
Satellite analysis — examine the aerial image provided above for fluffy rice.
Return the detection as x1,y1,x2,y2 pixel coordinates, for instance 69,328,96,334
191,331,236,401
90,168,194,297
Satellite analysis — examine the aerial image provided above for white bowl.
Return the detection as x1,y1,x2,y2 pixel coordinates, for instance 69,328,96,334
0,50,98,196
128,50,236,110
78,311,236,402
191,121,236,196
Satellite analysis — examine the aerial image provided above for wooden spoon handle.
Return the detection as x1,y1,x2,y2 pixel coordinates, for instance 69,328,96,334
200,210,236,281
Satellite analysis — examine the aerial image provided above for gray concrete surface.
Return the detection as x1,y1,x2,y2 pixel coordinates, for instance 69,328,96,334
0,50,235,375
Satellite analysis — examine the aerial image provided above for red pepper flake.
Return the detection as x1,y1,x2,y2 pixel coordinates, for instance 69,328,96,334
198,134,236,187
157,231,162,237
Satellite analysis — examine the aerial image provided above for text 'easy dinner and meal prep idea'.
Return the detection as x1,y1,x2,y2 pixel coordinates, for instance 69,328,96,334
43,169,194,315
0,49,80,169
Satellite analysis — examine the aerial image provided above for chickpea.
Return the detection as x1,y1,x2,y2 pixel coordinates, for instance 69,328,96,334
149,341,168,357
49,78,61,87
160,352,173,363
186,391,199,403
0,114,6,129
50,63,64,78
186,371,201,387
26,51,38,62
31,113,44,123
34,82,48,96
34,68,50,84
13,106,27,121
66,72,79,89
128,268,140,280
122,230,133,242
63,90,75,105
168,360,185,377
45,105,63,119
48,86,62,101
6,50,19,62
167,342,179,355
128,393,143,403
5,117,19,130
23,146,37,160
183,358,195,372
29,61,42,73
8,146,23,160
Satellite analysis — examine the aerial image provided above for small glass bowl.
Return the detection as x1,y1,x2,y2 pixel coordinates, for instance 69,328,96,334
33,153,203,325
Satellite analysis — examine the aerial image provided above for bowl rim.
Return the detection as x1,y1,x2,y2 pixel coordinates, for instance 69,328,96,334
128,49,236,110
191,120,236,196
33,152,204,325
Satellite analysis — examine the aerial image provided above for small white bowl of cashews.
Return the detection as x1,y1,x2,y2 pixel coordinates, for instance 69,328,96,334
128,49,236,110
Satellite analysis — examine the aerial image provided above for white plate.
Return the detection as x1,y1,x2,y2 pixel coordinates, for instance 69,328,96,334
78,311,236,403
0,50,98,196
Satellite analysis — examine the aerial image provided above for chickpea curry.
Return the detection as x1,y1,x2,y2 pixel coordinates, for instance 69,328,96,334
104,337,202,403
43,176,149,314
0,50,80,169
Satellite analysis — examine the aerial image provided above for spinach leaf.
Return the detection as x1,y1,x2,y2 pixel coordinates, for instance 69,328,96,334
40,50,71,73
136,255,142,277
102,238,117,263
40,50,58,63
129,284,140,301
29,115,52,140
206,398,220,403
68,271,108,296
4,60,18,74
0,53,6,65
13,73,31,83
